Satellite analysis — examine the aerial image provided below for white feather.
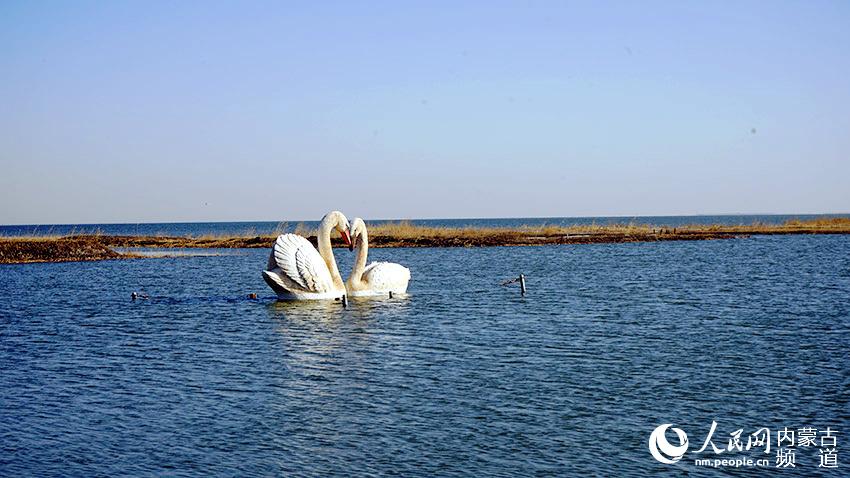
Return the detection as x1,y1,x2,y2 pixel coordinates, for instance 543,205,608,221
346,218,412,297
362,261,411,292
269,233,334,294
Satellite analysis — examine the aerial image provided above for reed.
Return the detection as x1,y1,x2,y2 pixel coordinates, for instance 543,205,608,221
0,235,127,264
2,217,848,263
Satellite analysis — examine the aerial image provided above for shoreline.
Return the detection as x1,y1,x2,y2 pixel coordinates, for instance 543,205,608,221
2,218,848,264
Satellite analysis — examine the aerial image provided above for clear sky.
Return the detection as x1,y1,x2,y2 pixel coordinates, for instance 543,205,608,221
1,1,848,224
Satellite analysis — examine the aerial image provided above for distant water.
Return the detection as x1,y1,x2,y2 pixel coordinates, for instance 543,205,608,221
1,235,848,476
1,214,847,237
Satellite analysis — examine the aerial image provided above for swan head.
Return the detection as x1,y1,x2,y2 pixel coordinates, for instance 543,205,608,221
350,217,367,251
321,210,352,249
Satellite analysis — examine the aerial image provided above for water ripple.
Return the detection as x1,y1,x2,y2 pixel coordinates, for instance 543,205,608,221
1,235,848,476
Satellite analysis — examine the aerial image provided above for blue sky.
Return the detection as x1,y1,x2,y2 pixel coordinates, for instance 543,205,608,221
1,1,848,224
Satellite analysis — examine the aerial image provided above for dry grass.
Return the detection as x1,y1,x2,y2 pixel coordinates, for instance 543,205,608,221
782,217,850,228
677,216,850,234
0,235,129,264
365,220,654,238
369,221,662,239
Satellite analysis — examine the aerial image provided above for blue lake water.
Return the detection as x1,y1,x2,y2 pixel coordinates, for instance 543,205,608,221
1,235,849,476
1,214,847,237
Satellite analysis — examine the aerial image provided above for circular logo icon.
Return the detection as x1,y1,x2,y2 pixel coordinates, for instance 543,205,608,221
648,424,689,464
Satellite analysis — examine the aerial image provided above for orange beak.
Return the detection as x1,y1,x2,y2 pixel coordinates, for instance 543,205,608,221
340,230,352,250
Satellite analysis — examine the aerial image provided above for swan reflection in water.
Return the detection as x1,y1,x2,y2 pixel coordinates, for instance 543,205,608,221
265,294,412,324
264,296,413,393
265,295,413,355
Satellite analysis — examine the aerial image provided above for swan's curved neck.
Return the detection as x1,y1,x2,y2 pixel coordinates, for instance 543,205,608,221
317,218,344,290
348,227,369,288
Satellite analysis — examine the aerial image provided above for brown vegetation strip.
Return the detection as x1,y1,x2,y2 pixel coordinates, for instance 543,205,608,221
2,217,848,264
0,236,128,264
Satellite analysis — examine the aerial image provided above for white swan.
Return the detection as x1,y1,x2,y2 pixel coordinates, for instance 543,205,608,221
346,218,411,297
263,211,351,300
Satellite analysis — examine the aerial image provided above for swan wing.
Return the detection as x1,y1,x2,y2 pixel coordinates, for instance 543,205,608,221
362,261,411,292
270,233,334,293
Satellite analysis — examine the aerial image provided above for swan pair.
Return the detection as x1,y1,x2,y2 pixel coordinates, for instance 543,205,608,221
262,211,411,300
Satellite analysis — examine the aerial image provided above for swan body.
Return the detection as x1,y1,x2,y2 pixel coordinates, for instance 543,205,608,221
346,218,411,297
349,261,411,297
263,211,351,300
